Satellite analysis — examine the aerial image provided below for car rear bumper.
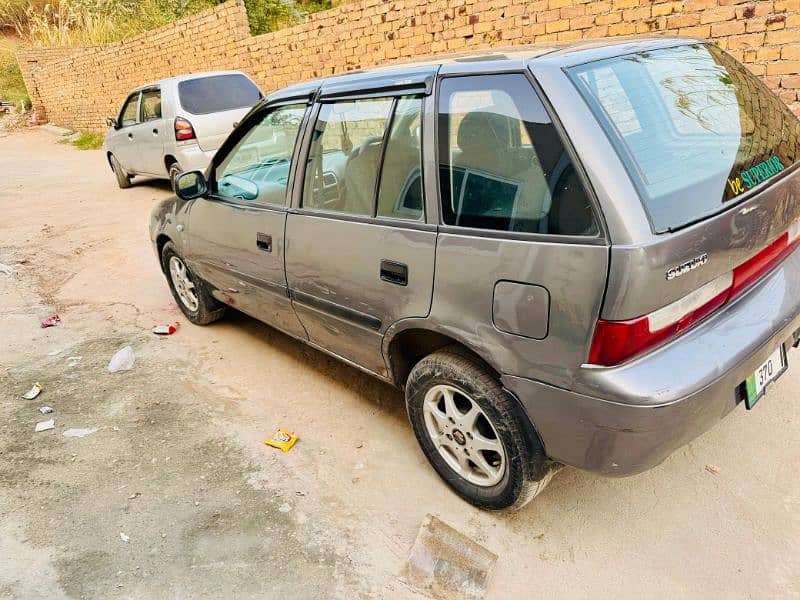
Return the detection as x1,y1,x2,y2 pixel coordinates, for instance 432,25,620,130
503,245,800,476
174,143,215,174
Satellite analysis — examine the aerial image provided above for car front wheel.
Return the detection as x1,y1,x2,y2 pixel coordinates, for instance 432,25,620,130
161,241,225,325
406,348,560,510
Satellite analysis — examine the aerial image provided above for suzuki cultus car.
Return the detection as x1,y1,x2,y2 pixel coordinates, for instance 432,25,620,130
150,38,800,510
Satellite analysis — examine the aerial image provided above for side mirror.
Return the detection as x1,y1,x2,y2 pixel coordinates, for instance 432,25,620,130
175,170,208,200
106,116,118,129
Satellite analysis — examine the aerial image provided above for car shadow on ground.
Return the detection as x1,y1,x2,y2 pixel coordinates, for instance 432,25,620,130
210,308,599,511
208,310,692,525
219,308,408,422
132,177,173,192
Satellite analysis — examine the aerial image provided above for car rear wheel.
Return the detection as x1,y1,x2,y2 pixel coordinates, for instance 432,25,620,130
161,241,225,325
168,162,182,192
406,348,559,510
110,154,132,189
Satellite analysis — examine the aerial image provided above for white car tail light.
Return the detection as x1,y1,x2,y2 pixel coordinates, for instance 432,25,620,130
174,117,195,141
648,272,733,332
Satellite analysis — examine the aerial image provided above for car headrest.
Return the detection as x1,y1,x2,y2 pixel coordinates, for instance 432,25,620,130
457,111,511,156
147,101,161,119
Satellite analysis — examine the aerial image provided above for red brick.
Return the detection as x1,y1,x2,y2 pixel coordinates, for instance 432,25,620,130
767,60,800,74
700,7,737,23
711,20,747,35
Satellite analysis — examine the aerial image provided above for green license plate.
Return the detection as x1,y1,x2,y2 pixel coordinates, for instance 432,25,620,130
745,346,786,409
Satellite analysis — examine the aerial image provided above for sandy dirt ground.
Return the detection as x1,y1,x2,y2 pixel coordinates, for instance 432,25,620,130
1,127,799,599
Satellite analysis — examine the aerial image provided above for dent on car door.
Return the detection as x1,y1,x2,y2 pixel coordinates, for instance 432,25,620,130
431,73,609,388
285,95,436,376
184,102,310,339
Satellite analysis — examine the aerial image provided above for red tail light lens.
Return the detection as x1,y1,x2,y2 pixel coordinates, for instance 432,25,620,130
588,273,732,366
588,223,800,367
731,232,794,296
174,117,195,141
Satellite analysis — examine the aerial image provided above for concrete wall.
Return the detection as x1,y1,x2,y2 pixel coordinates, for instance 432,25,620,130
17,0,800,130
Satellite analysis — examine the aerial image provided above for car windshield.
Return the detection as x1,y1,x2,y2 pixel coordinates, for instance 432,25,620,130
178,74,260,115
569,43,800,232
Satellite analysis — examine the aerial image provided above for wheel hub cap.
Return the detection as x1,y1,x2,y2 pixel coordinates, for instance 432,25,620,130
168,256,199,312
422,384,506,487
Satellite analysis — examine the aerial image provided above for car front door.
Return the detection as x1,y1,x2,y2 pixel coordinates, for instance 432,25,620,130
285,93,437,376
135,87,167,176
110,92,141,173
183,102,310,339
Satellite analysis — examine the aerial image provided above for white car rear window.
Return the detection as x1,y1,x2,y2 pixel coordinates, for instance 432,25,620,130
178,74,260,115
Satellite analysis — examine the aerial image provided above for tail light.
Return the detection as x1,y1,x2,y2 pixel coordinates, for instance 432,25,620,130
174,117,195,141
589,221,800,366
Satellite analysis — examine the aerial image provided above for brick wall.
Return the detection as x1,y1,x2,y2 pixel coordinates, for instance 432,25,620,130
16,0,800,130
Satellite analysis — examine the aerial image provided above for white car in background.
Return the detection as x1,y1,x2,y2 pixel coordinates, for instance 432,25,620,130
103,70,262,190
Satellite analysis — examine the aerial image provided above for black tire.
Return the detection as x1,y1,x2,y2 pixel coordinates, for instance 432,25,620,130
110,154,132,189
161,241,225,325
168,162,182,192
406,348,560,510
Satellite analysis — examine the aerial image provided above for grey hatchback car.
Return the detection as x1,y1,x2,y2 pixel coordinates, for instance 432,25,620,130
150,38,800,510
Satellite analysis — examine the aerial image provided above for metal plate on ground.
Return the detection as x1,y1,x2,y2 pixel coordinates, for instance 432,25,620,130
399,514,497,599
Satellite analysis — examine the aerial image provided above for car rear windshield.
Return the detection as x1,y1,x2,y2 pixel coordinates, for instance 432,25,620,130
177,74,260,115
569,43,800,232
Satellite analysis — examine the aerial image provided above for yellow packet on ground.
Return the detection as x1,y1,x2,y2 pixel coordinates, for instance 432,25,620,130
264,429,298,452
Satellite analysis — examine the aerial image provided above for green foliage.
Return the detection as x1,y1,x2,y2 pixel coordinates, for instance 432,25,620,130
244,0,330,35
0,40,29,106
0,0,222,46
0,0,332,105
0,0,333,45
68,130,104,149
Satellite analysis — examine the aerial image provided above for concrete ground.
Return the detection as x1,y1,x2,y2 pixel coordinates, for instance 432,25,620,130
1,128,798,599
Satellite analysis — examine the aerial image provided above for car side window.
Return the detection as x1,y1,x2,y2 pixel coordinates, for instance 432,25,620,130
376,97,424,221
119,93,140,128
438,75,598,236
303,97,393,216
214,103,307,205
140,89,162,122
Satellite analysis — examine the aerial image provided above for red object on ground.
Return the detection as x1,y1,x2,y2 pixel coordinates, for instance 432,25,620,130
152,321,179,335
40,315,60,328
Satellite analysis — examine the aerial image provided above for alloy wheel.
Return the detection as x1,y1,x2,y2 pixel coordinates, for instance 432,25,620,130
168,255,199,312
422,384,506,486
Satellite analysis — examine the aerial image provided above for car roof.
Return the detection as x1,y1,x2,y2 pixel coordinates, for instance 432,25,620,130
268,36,701,102
131,70,252,93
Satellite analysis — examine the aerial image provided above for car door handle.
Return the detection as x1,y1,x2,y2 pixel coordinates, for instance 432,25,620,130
380,260,407,286
256,232,272,252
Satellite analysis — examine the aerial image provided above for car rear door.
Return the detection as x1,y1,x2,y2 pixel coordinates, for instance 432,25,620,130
110,91,141,173
136,86,167,176
284,75,437,376
183,100,311,339
426,71,610,390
